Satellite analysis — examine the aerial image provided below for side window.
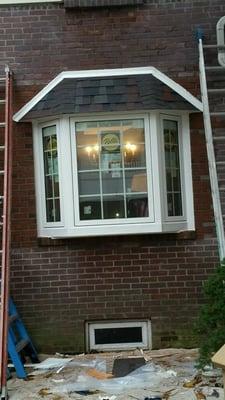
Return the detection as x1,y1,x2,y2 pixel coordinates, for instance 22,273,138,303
42,125,61,223
161,116,184,219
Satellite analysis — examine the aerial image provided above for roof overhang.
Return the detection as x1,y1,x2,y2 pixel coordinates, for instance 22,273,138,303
13,67,203,122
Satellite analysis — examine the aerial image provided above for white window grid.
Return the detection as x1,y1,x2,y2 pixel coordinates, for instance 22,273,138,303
71,114,155,226
76,125,148,220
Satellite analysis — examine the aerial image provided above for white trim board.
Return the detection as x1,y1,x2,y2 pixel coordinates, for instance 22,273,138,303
13,67,203,122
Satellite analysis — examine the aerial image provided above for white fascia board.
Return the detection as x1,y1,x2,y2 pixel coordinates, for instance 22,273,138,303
151,67,203,112
13,66,203,122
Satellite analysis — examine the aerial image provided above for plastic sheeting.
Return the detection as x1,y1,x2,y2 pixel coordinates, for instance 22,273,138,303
53,363,177,395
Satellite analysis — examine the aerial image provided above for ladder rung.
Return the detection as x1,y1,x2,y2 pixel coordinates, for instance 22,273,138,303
205,66,225,71
16,339,29,353
211,112,225,117
9,314,18,324
0,123,5,128
203,44,225,49
0,100,5,105
213,136,225,140
0,170,5,175
0,146,5,151
0,78,5,82
208,88,225,94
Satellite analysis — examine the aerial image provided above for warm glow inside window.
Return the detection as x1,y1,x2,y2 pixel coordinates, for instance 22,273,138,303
75,119,149,221
34,112,194,238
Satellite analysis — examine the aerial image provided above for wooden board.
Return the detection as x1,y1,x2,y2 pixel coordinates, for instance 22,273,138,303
211,344,225,368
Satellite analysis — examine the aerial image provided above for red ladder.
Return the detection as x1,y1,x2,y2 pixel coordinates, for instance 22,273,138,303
0,67,13,400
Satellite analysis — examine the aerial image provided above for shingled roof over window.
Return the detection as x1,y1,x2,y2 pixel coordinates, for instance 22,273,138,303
64,0,143,8
25,75,197,120
13,67,203,122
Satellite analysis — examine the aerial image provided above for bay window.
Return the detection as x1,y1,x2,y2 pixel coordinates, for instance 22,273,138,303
33,111,194,238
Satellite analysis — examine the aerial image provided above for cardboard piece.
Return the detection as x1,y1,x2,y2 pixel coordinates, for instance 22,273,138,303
211,344,225,399
212,344,225,368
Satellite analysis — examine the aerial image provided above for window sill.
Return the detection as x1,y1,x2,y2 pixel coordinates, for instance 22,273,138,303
37,229,196,246
37,221,193,239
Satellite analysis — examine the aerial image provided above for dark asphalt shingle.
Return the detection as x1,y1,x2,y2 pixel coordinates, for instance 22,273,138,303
24,74,196,120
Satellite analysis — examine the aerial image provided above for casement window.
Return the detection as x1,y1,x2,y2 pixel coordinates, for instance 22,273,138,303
14,67,201,238
32,111,194,238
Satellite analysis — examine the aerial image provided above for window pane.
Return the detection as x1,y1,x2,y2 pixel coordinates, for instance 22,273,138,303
122,119,145,142
167,193,173,217
78,172,100,195
103,195,125,219
45,176,53,198
102,171,123,194
53,176,60,197
127,194,148,218
166,170,172,192
79,196,102,220
174,192,182,216
42,125,61,222
124,144,146,168
125,170,147,193
75,119,149,221
76,122,98,146
77,146,99,171
100,149,122,171
163,119,183,217
46,199,54,222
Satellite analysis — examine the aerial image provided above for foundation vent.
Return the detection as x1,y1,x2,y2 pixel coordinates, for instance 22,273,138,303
85,320,151,352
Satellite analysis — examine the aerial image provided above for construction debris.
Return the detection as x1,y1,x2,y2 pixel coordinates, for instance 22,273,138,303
112,357,146,377
34,358,74,370
6,348,225,400
52,363,177,395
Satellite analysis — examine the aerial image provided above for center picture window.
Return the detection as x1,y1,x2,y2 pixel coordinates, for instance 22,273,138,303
75,119,149,222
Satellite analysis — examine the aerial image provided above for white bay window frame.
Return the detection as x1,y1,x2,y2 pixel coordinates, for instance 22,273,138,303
33,110,195,238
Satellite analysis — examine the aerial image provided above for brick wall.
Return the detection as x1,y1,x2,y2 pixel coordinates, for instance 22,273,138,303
4,0,225,351
11,236,219,352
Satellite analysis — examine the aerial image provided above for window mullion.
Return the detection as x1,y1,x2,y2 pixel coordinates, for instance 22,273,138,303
98,129,104,220
121,127,127,218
